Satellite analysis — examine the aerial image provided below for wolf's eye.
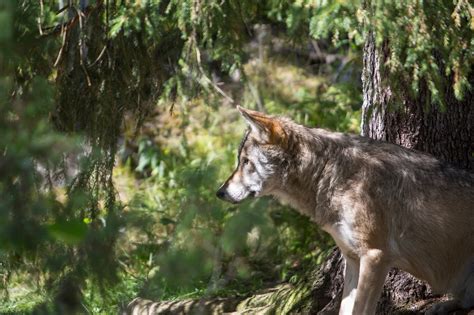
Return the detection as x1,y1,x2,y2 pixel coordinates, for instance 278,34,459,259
241,157,249,165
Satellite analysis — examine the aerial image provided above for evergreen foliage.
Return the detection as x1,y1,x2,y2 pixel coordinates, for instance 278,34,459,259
0,0,472,312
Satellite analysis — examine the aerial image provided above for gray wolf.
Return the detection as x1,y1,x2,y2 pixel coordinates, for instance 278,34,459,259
216,106,474,315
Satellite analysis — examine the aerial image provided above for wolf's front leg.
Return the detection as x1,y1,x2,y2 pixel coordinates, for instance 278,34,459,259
352,249,389,315
339,255,360,315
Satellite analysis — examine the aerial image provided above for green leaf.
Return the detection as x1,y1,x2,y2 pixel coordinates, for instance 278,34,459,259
48,220,88,245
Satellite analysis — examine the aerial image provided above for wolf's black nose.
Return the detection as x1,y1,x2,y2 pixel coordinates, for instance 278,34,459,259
216,189,226,200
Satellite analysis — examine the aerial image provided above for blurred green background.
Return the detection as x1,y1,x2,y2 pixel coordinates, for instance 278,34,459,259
0,0,471,313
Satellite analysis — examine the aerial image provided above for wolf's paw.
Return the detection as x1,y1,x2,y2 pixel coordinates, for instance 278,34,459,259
426,299,461,315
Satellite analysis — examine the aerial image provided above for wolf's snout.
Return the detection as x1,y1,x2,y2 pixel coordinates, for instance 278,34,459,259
216,187,227,200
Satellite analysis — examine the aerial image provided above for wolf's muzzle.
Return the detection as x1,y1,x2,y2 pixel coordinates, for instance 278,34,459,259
216,186,240,204
216,188,227,200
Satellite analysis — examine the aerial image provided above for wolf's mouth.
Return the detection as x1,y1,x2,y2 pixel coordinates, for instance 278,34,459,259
216,186,257,204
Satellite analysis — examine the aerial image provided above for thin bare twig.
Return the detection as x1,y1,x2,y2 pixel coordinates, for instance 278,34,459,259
195,46,234,103
56,3,71,15
89,45,107,67
37,0,44,35
41,5,79,37
53,23,67,67
41,1,103,37
75,6,92,86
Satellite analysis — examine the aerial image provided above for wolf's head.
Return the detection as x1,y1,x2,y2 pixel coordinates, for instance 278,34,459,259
216,106,290,204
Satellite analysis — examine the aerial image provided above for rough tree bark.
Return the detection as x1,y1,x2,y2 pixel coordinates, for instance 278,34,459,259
361,33,474,171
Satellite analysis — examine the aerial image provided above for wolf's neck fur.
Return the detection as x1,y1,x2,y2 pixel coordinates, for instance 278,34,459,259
272,125,344,225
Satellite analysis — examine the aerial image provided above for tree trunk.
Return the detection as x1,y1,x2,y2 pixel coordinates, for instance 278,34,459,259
361,34,474,171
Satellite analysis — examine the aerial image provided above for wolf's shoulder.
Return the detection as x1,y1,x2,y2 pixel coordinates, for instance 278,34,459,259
309,127,473,184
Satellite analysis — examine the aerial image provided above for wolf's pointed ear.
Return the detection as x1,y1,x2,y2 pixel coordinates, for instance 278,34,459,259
237,106,287,147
